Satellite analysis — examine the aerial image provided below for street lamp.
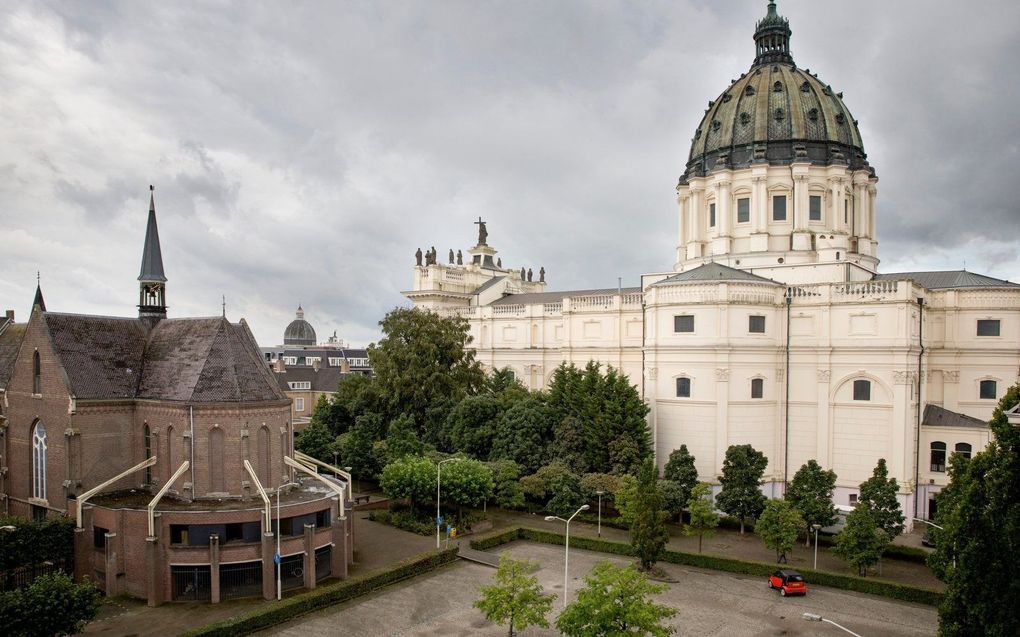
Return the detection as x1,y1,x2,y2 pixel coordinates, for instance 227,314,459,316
545,504,590,608
0,525,15,532
802,612,863,637
595,491,605,538
437,458,461,549
812,523,822,570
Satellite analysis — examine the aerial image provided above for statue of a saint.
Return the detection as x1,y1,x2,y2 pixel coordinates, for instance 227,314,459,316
520,267,526,280
415,247,422,266
497,258,502,268
474,217,488,246
539,266,545,282
527,268,533,282
456,250,463,265
448,249,455,264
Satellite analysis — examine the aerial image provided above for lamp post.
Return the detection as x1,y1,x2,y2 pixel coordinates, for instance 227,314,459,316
596,491,605,538
332,452,339,478
437,458,461,549
0,525,15,532
276,488,281,600
802,613,863,637
812,523,822,570
545,504,590,608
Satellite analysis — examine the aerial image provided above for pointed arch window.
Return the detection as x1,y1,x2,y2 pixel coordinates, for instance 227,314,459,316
32,421,47,500
33,351,41,394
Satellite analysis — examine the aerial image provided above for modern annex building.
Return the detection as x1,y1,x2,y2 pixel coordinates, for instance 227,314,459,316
407,2,1020,526
0,190,353,604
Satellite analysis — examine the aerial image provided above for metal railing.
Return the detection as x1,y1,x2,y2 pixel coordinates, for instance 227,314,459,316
219,561,263,600
171,565,211,601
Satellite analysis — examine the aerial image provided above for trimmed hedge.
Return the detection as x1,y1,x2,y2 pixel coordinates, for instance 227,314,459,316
183,548,459,637
470,526,943,607
0,516,75,571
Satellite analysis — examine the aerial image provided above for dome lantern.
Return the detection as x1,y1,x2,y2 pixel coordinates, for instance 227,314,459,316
754,2,793,66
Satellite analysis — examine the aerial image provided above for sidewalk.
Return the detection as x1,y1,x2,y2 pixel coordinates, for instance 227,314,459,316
482,509,945,591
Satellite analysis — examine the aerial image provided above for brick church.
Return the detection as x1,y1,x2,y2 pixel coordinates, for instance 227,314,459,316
0,188,353,604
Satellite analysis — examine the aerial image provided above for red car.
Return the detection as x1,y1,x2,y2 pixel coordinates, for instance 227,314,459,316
768,570,807,596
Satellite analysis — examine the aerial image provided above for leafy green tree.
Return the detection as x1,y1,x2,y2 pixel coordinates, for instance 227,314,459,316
445,394,501,458
715,444,768,533
386,413,424,461
927,453,970,581
337,419,380,480
756,499,804,563
547,471,586,518
580,473,620,503
833,503,889,576
368,308,485,442
442,458,493,521
294,417,336,462
520,462,574,503
858,458,905,538
474,554,555,637
608,433,646,476
484,367,530,408
684,482,719,553
662,445,699,511
380,455,435,509
630,459,669,570
785,459,837,546
932,382,1020,636
556,561,676,637
488,459,527,509
657,480,685,523
612,474,638,526
328,373,384,435
553,416,589,474
491,396,554,473
0,572,101,636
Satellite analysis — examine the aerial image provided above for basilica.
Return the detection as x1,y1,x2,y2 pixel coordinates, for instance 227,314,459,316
406,2,1020,527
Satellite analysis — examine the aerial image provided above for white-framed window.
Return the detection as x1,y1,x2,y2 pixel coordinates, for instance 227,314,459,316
772,195,787,221
809,195,822,221
329,357,341,366
282,356,298,365
288,381,311,390
979,379,997,400
954,442,972,460
852,379,871,401
748,315,766,333
976,319,1000,337
32,421,47,500
751,378,764,399
676,377,691,398
709,202,716,227
849,493,858,505
295,398,305,412
736,197,750,224
930,441,946,472
306,357,321,365
674,315,694,333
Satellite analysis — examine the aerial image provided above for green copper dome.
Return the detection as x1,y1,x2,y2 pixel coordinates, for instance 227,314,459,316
681,2,871,183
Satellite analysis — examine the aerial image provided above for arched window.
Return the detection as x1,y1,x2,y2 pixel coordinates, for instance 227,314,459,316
852,379,871,401
954,442,972,460
257,426,271,487
33,351,41,394
209,428,224,493
930,441,946,473
144,424,152,484
32,421,47,500
676,377,691,398
751,378,764,399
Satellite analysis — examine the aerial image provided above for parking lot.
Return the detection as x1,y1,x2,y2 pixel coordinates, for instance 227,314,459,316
267,541,937,636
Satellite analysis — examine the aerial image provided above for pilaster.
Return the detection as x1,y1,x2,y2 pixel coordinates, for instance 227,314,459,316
302,524,316,590
209,534,220,603
261,532,276,601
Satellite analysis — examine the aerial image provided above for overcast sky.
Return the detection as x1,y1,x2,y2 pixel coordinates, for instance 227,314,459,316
2,0,1018,347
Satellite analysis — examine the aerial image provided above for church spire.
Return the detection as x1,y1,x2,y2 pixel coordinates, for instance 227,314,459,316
33,272,46,312
138,185,167,321
753,1,793,66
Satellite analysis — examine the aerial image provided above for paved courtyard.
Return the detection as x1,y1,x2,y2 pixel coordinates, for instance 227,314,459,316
266,541,937,636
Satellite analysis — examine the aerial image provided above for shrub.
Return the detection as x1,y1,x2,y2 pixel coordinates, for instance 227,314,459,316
0,572,101,636
0,516,75,571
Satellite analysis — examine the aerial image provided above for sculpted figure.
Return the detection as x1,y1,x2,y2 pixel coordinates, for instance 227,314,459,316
527,268,533,282
449,249,455,264
520,267,526,280
456,250,463,265
475,217,488,245
539,266,545,282
415,247,422,266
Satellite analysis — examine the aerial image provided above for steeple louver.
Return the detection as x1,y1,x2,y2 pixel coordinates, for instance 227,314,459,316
138,186,168,321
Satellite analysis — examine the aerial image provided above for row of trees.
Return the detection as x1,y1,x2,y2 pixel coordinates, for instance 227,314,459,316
298,308,653,478
476,555,676,637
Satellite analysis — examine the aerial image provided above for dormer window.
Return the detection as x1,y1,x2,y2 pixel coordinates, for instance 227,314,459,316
745,85,756,96
773,81,783,92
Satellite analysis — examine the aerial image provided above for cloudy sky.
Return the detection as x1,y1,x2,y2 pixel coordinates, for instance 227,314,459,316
2,0,1018,347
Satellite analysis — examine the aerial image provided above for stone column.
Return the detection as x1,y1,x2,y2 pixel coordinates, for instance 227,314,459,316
261,531,276,601
750,172,769,252
331,515,348,580
830,178,843,231
209,535,220,603
791,166,812,250
868,185,878,238
688,185,704,258
145,535,159,606
676,191,688,256
73,517,90,584
302,524,316,590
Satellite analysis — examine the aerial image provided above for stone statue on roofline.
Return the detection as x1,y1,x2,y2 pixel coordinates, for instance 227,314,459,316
527,268,533,282
456,250,463,265
520,267,526,280
497,258,502,268
449,249,455,264
539,267,545,282
415,247,422,266
475,217,488,246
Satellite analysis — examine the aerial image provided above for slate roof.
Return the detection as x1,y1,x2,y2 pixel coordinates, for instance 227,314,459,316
654,262,779,286
43,313,286,402
472,276,506,295
875,270,1019,290
274,366,347,393
138,193,167,282
490,287,642,306
922,404,987,429
0,321,27,390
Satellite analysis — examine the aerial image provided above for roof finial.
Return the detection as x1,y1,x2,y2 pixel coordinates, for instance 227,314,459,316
37,270,40,285
33,273,46,312
222,294,226,317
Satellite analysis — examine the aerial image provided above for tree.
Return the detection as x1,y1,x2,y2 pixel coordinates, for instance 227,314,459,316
488,459,526,509
553,416,588,474
833,503,889,576
756,499,804,563
294,417,335,463
491,396,554,474
0,572,101,636
379,455,435,509
368,308,485,443
337,418,380,480
932,382,1020,636
858,458,905,538
442,458,494,518
556,561,676,637
715,444,768,533
446,395,501,459
683,482,719,553
546,472,586,518
657,480,685,523
484,367,529,408
520,462,574,504
612,474,639,526
580,473,620,504
785,459,837,546
386,413,424,461
327,373,383,436
630,459,670,570
662,445,699,513
608,433,645,477
475,554,555,637
927,452,970,581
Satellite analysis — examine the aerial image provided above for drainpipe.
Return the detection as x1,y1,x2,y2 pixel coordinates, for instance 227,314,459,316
784,288,792,491
914,297,925,520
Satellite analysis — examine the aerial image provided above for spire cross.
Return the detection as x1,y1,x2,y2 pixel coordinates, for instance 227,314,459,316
36,270,40,285
222,294,226,317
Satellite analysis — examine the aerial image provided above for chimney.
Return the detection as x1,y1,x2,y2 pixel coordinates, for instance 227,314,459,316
4,310,13,321
273,357,286,373
340,359,351,374
312,359,321,372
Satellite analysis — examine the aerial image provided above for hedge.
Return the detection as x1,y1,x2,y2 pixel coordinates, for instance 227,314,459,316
183,548,459,637
470,526,943,607
0,516,75,572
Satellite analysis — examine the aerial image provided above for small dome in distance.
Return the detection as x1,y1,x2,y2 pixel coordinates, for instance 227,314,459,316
283,305,316,346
